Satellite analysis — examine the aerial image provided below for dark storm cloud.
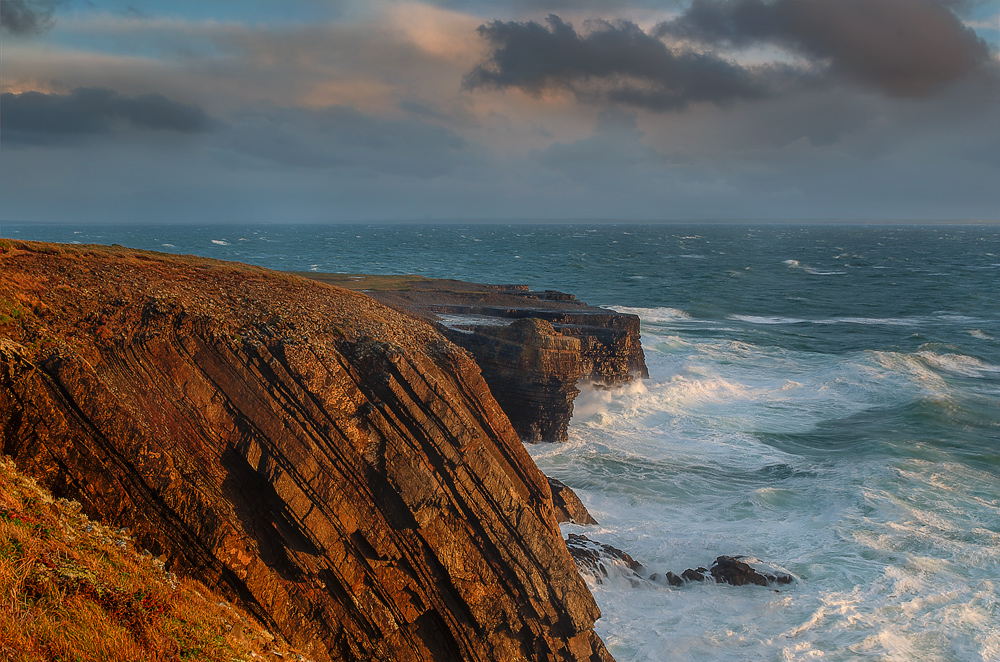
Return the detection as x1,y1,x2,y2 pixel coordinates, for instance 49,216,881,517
464,14,795,111
0,0,60,36
656,0,992,96
2,88,213,144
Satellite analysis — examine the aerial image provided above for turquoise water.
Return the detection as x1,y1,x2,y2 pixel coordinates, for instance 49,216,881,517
6,222,1000,661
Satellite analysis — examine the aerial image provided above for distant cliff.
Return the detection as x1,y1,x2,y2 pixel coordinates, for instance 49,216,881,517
0,241,612,662
300,275,648,442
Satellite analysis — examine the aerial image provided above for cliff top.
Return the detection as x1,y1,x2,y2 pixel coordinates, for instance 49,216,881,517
293,271,612,315
0,240,442,360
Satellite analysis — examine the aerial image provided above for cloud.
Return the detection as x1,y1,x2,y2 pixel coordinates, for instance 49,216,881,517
224,104,474,178
464,14,796,112
0,0,60,36
655,0,992,96
534,107,668,182
2,87,213,144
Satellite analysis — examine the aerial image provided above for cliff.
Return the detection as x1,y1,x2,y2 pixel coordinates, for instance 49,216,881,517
298,275,647,442
0,241,612,662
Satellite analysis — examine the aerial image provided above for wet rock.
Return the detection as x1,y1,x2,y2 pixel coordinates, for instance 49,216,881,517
565,534,643,585
548,477,598,525
681,568,708,582
710,556,794,586
648,572,683,587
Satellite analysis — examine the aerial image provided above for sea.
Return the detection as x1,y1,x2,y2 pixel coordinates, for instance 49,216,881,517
5,222,999,662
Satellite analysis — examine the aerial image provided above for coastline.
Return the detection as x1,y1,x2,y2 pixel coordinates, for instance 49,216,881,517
0,240,614,662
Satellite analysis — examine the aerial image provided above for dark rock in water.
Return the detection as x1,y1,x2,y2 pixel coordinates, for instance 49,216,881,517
559,530,795,593
681,568,707,582
649,572,683,587
565,534,643,585
710,556,795,586
548,477,599,525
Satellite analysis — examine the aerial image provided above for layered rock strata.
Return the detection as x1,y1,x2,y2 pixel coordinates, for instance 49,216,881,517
300,276,647,442
548,478,598,526
440,318,582,443
0,241,613,662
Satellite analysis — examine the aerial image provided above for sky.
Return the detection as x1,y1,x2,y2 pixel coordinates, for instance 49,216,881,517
1,0,998,223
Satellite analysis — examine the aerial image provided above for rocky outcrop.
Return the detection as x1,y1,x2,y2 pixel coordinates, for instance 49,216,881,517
565,535,794,590
442,318,582,443
548,478,598,526
564,535,644,587
300,276,647,442
0,241,613,662
709,556,795,587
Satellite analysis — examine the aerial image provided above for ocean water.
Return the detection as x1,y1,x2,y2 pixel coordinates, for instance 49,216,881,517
6,222,1000,661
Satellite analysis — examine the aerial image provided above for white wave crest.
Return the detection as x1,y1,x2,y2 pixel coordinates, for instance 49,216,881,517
833,317,918,326
729,314,809,325
915,351,1000,377
784,258,846,275
211,239,228,245
611,306,692,322
729,315,920,327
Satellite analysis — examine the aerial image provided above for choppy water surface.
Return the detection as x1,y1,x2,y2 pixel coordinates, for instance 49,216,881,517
7,222,1000,661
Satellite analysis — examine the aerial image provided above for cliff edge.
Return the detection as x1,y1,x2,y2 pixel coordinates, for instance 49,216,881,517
0,241,612,662
298,275,648,442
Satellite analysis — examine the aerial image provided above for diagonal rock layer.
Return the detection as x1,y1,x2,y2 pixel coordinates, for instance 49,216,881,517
0,241,613,662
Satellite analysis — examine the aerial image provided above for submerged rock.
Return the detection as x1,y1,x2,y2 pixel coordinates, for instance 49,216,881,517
565,533,795,591
681,568,708,582
648,572,683,587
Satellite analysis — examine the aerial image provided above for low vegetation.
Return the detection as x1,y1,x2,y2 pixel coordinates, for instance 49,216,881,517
0,457,308,662
290,271,433,291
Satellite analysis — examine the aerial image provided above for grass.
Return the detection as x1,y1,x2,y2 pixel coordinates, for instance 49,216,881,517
0,457,310,662
0,301,25,326
290,272,433,291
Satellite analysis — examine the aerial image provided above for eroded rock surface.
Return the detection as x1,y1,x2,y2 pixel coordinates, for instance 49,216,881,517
0,241,613,662
548,478,598,526
300,276,647,442
442,318,582,443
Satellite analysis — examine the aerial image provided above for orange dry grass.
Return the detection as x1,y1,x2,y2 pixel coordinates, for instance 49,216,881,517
0,457,308,662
